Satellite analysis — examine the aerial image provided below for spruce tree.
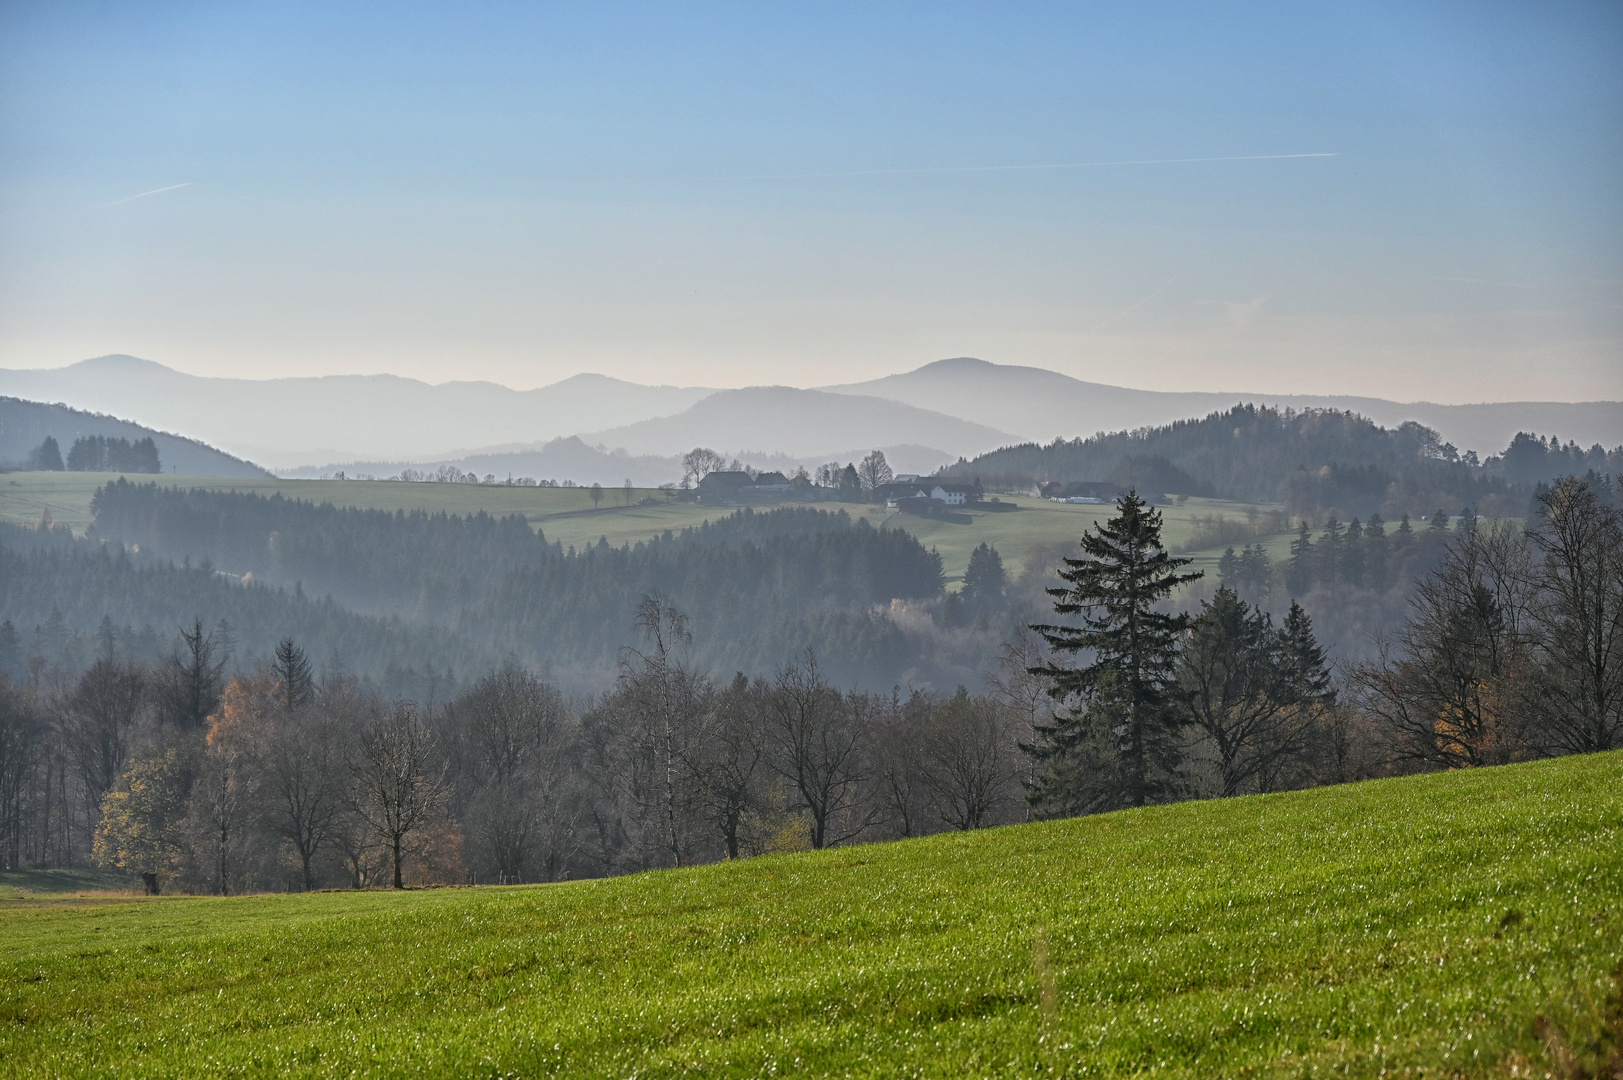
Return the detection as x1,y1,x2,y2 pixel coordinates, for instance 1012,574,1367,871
1286,521,1314,595
1027,490,1202,812
273,638,314,711
1281,601,1334,704
28,436,64,471
961,542,1006,609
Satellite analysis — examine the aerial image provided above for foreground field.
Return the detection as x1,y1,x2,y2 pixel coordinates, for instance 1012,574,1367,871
4,754,1620,1078
0,471,1278,584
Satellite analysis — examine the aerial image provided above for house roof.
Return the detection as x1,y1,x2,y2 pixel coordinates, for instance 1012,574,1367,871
698,470,753,487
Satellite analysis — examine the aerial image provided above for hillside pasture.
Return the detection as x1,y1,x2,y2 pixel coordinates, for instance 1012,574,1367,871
3,752,1619,1077
0,472,1288,587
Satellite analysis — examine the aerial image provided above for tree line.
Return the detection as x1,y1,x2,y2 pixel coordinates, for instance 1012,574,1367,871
941,404,1620,519
84,485,948,687
23,435,162,473
6,474,1614,890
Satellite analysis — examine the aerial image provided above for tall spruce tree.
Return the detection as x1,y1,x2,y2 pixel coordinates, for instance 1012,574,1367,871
273,638,314,711
1286,521,1314,595
1027,490,1202,813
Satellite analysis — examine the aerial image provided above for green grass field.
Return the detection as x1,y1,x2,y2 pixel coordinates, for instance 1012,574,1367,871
0,471,1280,585
0,868,133,899
4,753,1619,1077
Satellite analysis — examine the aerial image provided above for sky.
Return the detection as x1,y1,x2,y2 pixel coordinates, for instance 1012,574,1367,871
0,1,1619,402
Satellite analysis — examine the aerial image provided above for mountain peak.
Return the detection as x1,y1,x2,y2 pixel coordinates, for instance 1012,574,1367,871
911,356,995,374
72,354,177,374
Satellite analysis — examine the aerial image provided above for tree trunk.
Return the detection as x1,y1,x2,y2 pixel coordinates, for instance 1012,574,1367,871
392,835,404,889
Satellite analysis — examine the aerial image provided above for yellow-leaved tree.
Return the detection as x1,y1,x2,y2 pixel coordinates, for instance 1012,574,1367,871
93,747,190,894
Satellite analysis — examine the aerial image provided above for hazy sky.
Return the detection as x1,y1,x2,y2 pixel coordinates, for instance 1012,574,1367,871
1,2,1619,402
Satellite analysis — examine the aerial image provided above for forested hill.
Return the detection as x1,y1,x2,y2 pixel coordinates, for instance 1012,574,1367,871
78,483,947,688
941,404,1623,518
0,523,471,698
0,397,268,477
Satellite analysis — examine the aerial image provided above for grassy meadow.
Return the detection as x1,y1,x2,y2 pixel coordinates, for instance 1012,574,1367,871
0,471,1281,585
3,752,1620,1077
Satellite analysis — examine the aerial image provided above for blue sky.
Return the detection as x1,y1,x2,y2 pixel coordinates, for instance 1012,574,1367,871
1,1,1618,401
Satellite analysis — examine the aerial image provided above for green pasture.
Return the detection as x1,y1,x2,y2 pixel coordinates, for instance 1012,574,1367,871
4,752,1620,1077
0,868,133,899
0,472,1287,586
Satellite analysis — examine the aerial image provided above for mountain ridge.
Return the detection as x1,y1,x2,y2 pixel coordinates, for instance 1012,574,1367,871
2,354,1617,467
820,357,1623,455
0,356,716,465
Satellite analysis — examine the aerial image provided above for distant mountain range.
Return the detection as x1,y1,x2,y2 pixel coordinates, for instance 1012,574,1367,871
0,355,713,466
822,357,1623,459
1,354,1617,479
0,397,267,477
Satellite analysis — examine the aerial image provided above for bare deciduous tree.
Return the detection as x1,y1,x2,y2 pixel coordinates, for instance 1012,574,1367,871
988,630,1052,817
682,448,727,487
690,673,767,860
261,682,355,891
764,652,875,849
622,595,709,867
857,450,893,496
1527,477,1623,753
62,658,146,817
449,665,580,883
1350,521,1535,768
348,702,446,889
920,691,1017,830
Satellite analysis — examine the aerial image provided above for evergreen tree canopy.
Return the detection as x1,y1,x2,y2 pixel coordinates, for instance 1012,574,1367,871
1029,490,1203,811
27,436,64,471
960,543,1006,607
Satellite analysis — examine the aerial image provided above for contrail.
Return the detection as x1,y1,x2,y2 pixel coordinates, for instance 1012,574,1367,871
93,182,192,210
709,152,1337,182
1090,276,1177,334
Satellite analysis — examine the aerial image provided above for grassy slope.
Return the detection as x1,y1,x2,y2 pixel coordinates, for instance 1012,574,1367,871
0,868,134,898
0,472,1274,585
4,753,1619,1078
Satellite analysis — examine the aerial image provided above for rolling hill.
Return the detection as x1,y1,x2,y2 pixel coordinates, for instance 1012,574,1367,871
0,356,714,467
5,354,1618,472
582,385,1016,460
823,356,1623,457
0,397,267,478
3,752,1617,1076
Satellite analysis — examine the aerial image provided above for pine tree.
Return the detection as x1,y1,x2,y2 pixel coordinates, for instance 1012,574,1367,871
1281,602,1334,704
28,436,64,471
1364,513,1388,589
961,543,1006,610
0,620,19,680
273,638,314,711
1286,521,1314,596
1318,515,1345,583
1028,491,1202,812
1240,543,1273,602
1342,518,1364,588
